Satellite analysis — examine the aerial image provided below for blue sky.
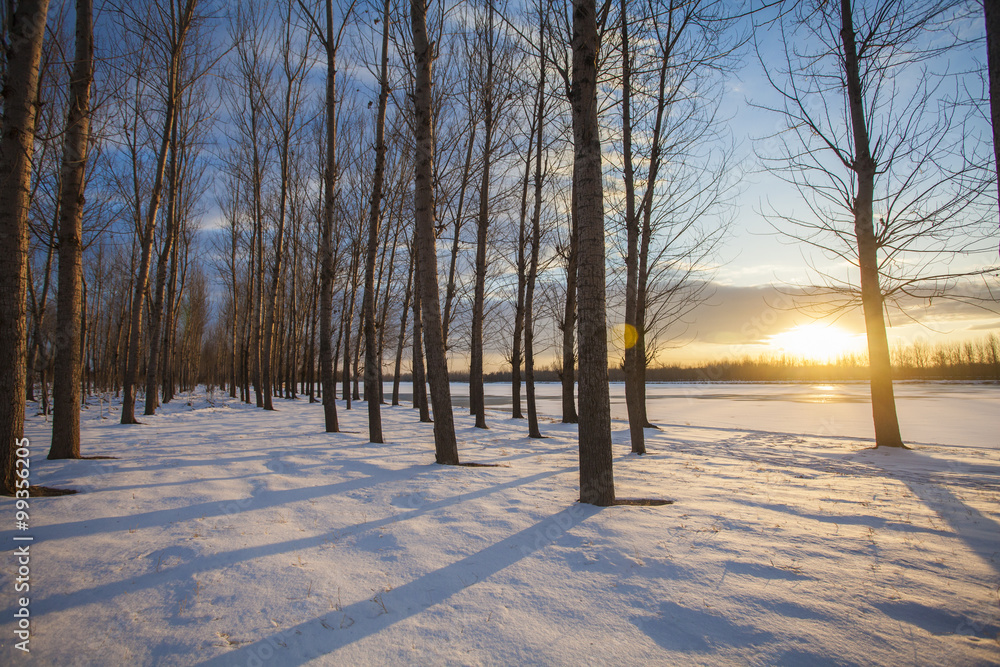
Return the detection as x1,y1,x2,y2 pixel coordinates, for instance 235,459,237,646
653,4,1000,365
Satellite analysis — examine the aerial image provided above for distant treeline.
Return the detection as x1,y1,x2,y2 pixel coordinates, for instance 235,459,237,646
465,335,1000,384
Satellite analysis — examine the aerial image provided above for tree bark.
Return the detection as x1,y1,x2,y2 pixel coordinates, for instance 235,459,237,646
375,206,401,406
392,248,414,406
561,193,578,424
27,223,56,406
442,124,476,347
228,193,239,398
411,0,459,463
470,0,497,430
162,210,181,404
342,242,359,406
318,0,341,433
251,114,265,408
51,0,94,459
839,0,903,448
0,0,51,493
143,119,179,416
571,0,615,504
620,0,644,454
525,15,547,440
986,0,1000,243
411,238,431,422
510,126,532,420
362,0,389,443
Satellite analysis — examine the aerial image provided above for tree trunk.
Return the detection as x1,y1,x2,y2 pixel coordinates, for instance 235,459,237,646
261,154,289,411
375,211,400,406
839,0,904,448
162,214,181,403
51,0,94,459
561,194,578,424
571,0,615,504
442,125,476,347
342,243,359,406
80,276,89,398
27,224,56,406
229,222,239,398
0,0,51,492
392,249,414,406
362,0,389,442
318,0,341,433
411,241,431,422
251,126,265,409
144,120,179,416
411,0,458,463
352,309,362,402
306,249,319,402
619,1,644,454
470,0,496,430
635,30,673,431
524,16,546,440
510,129,532,420
986,0,1000,241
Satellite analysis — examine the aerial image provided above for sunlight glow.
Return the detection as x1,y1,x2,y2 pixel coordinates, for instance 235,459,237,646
767,324,866,364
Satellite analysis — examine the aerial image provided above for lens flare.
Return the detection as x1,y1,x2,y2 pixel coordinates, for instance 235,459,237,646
613,323,639,350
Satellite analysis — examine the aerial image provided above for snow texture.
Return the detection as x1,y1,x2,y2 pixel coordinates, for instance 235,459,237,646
1,382,998,666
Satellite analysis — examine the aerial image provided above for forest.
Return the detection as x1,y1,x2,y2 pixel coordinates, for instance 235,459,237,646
1,0,998,502
1,1,999,663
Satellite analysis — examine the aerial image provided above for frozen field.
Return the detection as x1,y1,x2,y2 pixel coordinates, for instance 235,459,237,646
464,381,1000,450
1,383,998,665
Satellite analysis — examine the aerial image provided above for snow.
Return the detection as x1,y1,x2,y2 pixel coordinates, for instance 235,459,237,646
2,383,998,666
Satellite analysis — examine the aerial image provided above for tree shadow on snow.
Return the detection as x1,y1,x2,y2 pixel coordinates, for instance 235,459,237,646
632,600,773,653
189,502,606,667
0,466,570,622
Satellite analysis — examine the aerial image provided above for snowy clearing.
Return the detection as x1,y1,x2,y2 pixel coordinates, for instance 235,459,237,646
1,384,998,666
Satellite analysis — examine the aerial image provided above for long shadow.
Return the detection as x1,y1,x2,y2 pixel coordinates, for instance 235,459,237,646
808,448,1000,493
92,472,275,494
0,467,569,617
894,478,1000,577
192,502,604,667
0,457,449,545
26,408,516,530
654,420,976,451
832,448,1000,576
736,499,956,539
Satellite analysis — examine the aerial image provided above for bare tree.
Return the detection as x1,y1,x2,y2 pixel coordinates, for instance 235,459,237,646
468,0,517,430
362,0,392,443
50,0,94,459
260,0,312,411
0,0,51,493
119,0,200,425
411,0,459,464
524,7,549,440
299,0,355,432
509,125,531,421
615,0,739,453
986,0,1000,238
411,241,431,421
757,0,995,448
569,0,615,504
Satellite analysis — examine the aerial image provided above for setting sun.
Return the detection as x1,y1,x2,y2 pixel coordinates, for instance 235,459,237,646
767,324,866,363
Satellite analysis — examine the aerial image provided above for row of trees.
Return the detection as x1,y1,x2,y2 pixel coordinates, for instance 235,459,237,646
622,333,1000,382
1,0,997,502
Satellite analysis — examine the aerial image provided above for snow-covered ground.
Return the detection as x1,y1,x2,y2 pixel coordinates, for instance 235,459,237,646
1,383,998,666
